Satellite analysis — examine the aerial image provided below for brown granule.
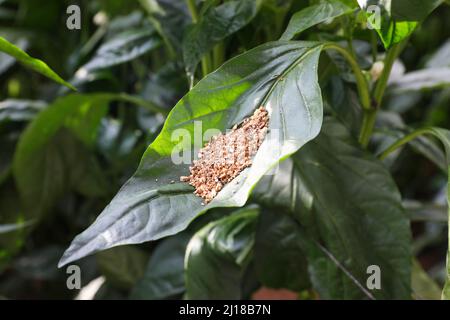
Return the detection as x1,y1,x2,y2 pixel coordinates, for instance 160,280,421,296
180,106,269,204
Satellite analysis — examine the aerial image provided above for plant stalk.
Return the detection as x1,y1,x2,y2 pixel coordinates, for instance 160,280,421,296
359,41,406,147
370,31,378,63
213,42,225,69
323,43,371,111
373,43,404,107
378,128,430,160
186,0,199,22
201,54,213,77
358,109,377,147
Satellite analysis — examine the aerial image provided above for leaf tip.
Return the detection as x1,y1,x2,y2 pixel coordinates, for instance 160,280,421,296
65,82,78,92
57,251,72,269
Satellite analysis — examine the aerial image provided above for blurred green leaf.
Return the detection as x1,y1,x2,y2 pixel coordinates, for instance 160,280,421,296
389,68,450,93
78,28,161,73
12,93,162,221
139,0,191,55
183,0,262,75
140,61,188,110
12,94,112,220
0,36,75,90
404,200,448,223
13,245,65,281
280,0,355,40
391,0,442,21
97,245,148,290
322,75,363,138
14,130,108,221
130,233,190,299
185,207,258,299
255,209,310,291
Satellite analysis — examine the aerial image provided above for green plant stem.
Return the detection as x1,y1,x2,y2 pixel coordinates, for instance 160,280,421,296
342,18,357,62
359,109,377,147
378,128,430,160
370,31,378,63
201,53,213,77
213,42,225,69
186,0,199,22
79,25,107,58
347,38,357,60
323,43,371,111
186,0,212,77
359,41,406,147
373,43,404,106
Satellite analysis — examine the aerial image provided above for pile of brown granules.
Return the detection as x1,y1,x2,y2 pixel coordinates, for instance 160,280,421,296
180,106,269,204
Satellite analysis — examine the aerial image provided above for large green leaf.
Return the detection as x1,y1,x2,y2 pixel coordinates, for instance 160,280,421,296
255,119,412,299
379,127,450,299
391,0,442,21
58,41,325,267
183,0,262,75
0,36,75,90
294,120,412,299
280,0,356,40
96,245,148,290
185,207,258,299
412,259,442,300
255,208,310,291
356,0,442,48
